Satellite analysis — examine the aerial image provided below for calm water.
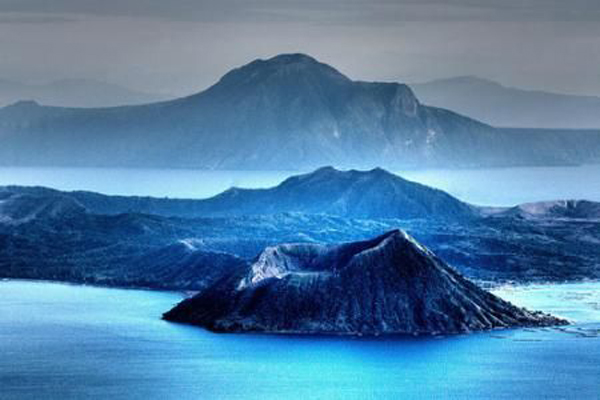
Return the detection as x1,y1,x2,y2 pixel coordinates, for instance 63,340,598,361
0,165,599,206
0,280,598,399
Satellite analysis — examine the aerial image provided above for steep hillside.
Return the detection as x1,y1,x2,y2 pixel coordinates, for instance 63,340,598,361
164,230,565,335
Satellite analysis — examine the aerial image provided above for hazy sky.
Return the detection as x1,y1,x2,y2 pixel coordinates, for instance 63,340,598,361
1,0,599,96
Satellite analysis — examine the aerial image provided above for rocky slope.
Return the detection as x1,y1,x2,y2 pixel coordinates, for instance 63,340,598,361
164,230,566,335
1,54,598,169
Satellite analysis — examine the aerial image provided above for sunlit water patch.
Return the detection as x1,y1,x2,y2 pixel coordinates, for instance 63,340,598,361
493,281,600,324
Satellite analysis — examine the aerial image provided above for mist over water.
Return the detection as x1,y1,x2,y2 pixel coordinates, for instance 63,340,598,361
0,165,598,206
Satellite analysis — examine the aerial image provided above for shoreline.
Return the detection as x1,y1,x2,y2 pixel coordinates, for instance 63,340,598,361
3,276,598,295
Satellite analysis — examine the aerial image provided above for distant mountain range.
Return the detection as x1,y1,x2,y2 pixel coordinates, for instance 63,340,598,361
0,78,167,108
412,76,600,129
1,53,600,170
54,166,475,221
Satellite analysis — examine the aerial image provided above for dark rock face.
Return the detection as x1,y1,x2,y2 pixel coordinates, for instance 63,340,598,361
1,53,597,170
164,231,566,335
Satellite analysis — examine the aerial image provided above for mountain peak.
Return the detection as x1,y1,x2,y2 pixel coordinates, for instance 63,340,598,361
211,53,351,92
164,231,566,335
284,166,411,190
253,53,337,71
204,167,476,221
312,165,337,173
6,99,41,108
238,229,409,289
292,166,397,181
264,53,320,65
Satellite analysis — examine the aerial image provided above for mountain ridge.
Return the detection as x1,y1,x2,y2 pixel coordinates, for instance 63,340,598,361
5,166,600,223
0,167,477,221
412,76,600,129
0,78,168,108
3,53,599,169
3,172,600,285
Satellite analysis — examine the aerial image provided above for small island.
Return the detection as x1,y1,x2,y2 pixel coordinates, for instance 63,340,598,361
164,230,566,336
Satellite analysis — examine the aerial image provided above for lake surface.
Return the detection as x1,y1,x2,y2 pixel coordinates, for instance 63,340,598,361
0,165,599,206
1,280,598,399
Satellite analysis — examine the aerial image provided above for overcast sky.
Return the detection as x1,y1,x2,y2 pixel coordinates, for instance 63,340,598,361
1,0,599,96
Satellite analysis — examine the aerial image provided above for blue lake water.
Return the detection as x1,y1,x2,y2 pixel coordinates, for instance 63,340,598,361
0,165,599,206
1,280,599,399
1,166,599,398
